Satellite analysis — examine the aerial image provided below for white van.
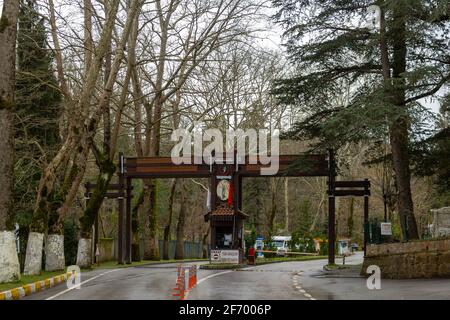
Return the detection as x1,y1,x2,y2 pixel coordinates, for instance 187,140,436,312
271,236,291,256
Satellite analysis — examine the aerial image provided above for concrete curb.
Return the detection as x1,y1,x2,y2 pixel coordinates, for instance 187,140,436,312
0,272,72,300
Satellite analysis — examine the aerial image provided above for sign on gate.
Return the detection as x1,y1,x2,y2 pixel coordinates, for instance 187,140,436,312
210,250,239,264
380,223,392,236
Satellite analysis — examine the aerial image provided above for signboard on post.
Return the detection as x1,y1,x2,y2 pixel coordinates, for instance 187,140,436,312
210,250,239,264
380,223,392,236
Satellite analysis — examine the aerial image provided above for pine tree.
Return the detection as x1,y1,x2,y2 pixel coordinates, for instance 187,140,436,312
272,0,450,240
14,0,61,233
413,99,450,204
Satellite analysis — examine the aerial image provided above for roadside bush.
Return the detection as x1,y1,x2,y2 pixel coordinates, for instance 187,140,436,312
64,219,79,266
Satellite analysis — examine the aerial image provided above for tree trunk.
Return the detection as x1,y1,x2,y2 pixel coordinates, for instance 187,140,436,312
131,188,144,261
348,197,354,239
389,3,419,240
83,0,93,76
0,0,19,232
79,157,116,238
163,179,177,260
201,226,210,259
268,178,278,238
0,0,20,284
390,123,419,239
142,180,160,260
284,178,289,233
174,182,187,260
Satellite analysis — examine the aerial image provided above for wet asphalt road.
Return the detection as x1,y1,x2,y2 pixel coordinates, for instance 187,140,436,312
24,262,207,300
187,254,365,300
23,253,450,300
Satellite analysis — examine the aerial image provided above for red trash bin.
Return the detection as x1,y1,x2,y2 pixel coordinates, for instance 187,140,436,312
248,246,255,265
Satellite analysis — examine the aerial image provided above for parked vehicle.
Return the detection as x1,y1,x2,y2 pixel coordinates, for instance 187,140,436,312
271,236,291,256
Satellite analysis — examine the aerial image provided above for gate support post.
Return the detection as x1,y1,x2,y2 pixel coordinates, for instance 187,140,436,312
328,195,336,265
118,153,125,264
125,177,132,264
363,179,369,257
328,149,336,265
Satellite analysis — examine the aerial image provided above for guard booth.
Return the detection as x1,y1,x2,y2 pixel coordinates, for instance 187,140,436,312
204,205,247,263
204,160,248,264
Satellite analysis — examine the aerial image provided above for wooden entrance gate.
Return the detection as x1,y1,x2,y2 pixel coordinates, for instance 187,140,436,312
90,150,371,265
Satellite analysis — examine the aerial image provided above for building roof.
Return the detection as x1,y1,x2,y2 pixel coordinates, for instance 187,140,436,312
204,205,248,222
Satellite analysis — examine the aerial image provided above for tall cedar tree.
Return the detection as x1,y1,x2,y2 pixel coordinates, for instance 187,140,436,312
15,0,61,233
413,100,450,205
272,0,450,239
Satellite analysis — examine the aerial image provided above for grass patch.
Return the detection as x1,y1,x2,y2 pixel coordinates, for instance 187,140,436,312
255,255,327,266
200,264,245,270
200,256,328,270
91,258,208,270
323,263,351,271
0,271,65,292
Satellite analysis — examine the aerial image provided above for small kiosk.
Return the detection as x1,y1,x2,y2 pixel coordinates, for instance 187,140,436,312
204,161,248,264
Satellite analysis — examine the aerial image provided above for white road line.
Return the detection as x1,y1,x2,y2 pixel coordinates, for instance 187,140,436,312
46,269,120,300
293,272,316,301
196,270,234,286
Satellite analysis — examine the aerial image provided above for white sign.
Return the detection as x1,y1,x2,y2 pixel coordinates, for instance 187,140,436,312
380,223,392,236
210,250,239,264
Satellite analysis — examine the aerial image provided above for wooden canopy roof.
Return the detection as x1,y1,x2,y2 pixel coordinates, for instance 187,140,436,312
204,204,248,222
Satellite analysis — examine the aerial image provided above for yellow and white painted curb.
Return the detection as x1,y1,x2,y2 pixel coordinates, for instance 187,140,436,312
0,272,73,301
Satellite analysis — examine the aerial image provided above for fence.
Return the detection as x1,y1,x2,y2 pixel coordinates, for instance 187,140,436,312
108,239,208,262
157,240,209,260
365,221,392,245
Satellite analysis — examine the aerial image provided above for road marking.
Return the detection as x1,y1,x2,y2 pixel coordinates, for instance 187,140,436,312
46,269,120,300
292,272,316,301
184,270,234,300
196,270,234,286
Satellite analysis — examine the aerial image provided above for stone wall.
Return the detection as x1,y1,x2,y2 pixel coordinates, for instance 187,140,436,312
362,239,450,279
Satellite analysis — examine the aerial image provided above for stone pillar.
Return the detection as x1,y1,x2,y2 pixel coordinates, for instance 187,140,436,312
0,231,20,283
24,232,44,276
76,238,92,268
45,234,65,271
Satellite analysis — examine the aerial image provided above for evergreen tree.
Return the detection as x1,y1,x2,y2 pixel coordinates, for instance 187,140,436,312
413,99,450,205
272,0,450,240
14,0,61,235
